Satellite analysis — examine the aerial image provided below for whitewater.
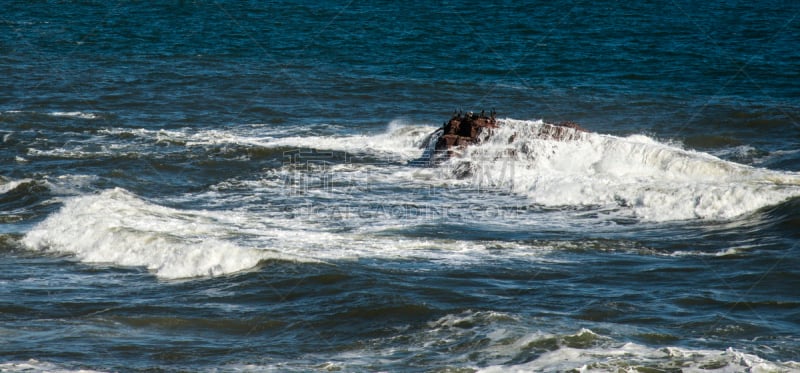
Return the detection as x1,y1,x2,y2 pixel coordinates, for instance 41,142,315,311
20,119,800,280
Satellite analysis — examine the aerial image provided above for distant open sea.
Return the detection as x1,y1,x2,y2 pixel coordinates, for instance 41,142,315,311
2,1,800,372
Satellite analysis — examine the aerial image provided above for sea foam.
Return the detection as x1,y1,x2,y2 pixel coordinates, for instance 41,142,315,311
21,188,558,278
22,188,278,278
49,111,99,119
101,118,800,222
450,118,800,221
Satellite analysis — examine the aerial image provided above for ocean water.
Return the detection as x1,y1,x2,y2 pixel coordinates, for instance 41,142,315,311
2,1,800,371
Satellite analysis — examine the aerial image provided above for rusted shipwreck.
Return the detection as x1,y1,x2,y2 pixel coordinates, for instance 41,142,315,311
414,110,587,166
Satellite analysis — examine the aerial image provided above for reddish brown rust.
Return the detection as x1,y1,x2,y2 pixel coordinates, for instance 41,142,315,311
415,111,588,166
433,111,499,156
433,112,586,154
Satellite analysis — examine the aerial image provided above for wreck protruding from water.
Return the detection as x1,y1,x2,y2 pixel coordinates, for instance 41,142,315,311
414,111,587,166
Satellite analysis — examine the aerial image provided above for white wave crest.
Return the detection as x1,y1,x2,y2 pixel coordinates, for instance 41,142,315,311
0,178,32,194
58,118,800,223
49,111,99,119
22,188,282,278
449,118,800,221
477,343,798,373
100,120,438,161
21,188,561,279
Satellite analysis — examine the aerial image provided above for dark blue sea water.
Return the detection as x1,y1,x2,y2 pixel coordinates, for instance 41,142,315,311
2,1,800,371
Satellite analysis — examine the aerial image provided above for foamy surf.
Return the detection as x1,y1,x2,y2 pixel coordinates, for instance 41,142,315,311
112,117,800,222
27,117,800,229
99,119,438,162
449,118,800,221
476,344,799,373
21,188,561,279
22,188,281,278
49,111,99,120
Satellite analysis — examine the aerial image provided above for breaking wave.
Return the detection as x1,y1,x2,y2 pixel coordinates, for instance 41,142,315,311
20,188,557,279
19,117,800,278
447,118,800,221
111,118,800,221
22,188,281,278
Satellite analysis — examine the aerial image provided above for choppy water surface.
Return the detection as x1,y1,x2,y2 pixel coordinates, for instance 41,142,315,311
2,1,800,371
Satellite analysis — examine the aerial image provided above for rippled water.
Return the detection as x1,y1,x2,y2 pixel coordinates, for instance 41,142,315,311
2,1,800,372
